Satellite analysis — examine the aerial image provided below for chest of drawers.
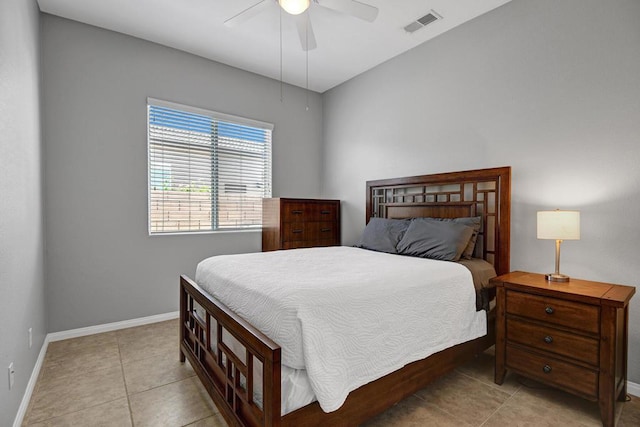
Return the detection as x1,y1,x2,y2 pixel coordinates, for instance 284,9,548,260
493,271,635,427
262,198,340,251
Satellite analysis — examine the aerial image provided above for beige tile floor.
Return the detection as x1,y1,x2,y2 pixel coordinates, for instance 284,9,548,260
23,319,640,426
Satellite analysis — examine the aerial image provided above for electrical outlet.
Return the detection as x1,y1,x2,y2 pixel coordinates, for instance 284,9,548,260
8,363,15,390
28,328,33,349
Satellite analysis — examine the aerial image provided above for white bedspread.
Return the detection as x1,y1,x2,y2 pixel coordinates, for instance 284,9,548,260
195,246,486,413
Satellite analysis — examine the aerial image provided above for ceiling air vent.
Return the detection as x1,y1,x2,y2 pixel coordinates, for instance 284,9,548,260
404,10,442,33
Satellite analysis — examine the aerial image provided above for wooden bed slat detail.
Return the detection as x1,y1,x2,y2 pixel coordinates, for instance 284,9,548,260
180,275,280,427
180,166,511,427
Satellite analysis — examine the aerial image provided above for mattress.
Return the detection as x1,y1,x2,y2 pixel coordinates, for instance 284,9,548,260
195,246,487,413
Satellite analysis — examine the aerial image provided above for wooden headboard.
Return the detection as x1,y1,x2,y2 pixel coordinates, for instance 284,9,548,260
366,167,511,275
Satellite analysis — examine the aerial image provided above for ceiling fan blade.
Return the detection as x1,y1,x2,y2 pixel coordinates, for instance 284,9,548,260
295,14,317,51
315,0,379,22
224,0,272,28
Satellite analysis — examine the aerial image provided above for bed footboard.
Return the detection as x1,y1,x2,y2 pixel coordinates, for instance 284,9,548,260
180,275,282,427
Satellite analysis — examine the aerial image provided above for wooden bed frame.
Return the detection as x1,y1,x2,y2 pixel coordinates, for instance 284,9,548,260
180,166,511,427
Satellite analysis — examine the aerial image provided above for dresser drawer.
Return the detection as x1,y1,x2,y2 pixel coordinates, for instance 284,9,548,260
281,202,338,222
309,203,338,221
281,203,308,222
282,222,337,242
506,290,599,334
506,344,598,399
282,223,305,241
304,221,337,241
507,317,599,366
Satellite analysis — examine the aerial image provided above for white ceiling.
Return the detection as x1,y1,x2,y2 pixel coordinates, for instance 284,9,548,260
37,0,512,93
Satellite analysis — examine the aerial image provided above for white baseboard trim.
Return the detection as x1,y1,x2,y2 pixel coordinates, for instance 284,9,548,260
628,380,640,398
47,311,179,342
12,311,179,427
12,336,49,427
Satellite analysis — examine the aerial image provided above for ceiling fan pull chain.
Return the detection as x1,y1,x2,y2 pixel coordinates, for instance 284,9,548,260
280,6,284,103
305,12,309,111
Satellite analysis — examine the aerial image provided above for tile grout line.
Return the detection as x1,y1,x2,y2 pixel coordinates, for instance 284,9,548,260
33,347,122,385
22,340,126,426
412,368,522,427
430,404,475,427
410,393,475,427
181,414,214,427
23,397,127,426
410,376,479,427
116,332,137,427
455,369,515,395
126,375,199,397
408,363,518,426
478,383,524,427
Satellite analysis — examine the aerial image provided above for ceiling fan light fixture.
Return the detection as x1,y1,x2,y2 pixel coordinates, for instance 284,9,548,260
279,0,310,15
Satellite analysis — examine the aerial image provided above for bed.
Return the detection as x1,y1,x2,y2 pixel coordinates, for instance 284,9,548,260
180,166,511,427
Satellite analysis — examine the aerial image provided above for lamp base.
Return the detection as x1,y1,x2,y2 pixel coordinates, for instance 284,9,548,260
545,273,570,282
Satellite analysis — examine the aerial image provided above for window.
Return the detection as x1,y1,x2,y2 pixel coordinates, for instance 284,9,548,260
147,99,273,234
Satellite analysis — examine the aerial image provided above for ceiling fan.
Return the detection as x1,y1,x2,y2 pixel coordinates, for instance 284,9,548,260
224,0,379,51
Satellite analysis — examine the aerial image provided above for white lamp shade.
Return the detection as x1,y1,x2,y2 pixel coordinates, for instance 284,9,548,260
279,0,310,15
537,210,580,240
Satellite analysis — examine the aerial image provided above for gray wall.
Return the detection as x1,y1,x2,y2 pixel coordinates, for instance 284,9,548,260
41,15,324,332
322,0,640,383
0,0,47,424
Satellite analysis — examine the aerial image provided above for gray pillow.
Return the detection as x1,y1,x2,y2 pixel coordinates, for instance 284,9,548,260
356,218,411,254
436,216,482,259
396,218,475,261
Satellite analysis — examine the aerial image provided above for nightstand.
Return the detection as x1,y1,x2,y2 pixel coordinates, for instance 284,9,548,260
492,271,635,427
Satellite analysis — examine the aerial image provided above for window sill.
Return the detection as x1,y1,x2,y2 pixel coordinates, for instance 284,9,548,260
148,228,262,237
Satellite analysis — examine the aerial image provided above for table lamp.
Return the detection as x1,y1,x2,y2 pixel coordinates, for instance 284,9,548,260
537,210,580,282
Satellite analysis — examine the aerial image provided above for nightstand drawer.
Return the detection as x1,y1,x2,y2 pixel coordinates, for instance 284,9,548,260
506,290,599,334
506,344,598,399
507,317,599,366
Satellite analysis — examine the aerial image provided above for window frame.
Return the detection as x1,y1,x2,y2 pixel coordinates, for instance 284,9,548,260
147,98,273,236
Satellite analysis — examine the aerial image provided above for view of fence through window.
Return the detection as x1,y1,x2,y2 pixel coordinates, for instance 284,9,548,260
148,101,272,234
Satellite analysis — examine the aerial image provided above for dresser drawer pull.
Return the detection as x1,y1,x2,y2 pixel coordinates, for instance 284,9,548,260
542,365,552,374
320,210,331,215
292,229,303,234
321,228,332,232
545,306,554,315
291,210,303,215
544,335,554,344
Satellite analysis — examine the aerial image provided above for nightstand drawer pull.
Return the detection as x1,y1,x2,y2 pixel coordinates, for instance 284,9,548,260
292,229,303,234
291,210,303,215
544,335,554,344
321,228,332,232
545,306,554,314
320,210,331,215
543,365,552,374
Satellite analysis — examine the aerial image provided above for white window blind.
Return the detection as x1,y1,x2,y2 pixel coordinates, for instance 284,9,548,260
147,99,273,234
